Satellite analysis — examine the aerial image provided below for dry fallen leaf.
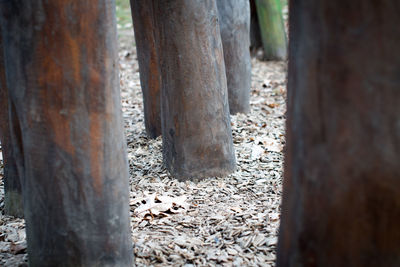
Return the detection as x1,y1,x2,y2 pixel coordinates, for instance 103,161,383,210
10,242,26,255
230,206,243,213
133,194,189,218
251,145,264,160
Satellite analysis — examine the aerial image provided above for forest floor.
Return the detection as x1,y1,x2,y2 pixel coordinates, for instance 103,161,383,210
0,28,287,266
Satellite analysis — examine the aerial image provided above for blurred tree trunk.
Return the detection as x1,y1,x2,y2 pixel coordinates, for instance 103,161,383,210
217,0,251,114
130,0,161,139
153,0,236,180
250,0,263,55
278,0,400,266
255,0,287,60
0,1,133,266
0,30,23,218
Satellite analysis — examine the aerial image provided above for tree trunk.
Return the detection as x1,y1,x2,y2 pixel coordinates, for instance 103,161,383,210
0,1,133,266
278,1,400,266
130,0,162,139
255,0,287,60
153,0,236,180
0,31,23,218
250,0,263,55
216,0,251,115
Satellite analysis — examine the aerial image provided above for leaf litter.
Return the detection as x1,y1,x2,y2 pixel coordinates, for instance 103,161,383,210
0,29,287,266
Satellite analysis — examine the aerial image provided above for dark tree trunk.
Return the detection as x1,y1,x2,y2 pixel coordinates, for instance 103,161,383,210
153,0,236,180
278,1,400,266
0,31,23,218
250,0,263,55
0,1,133,266
216,0,252,115
130,0,162,139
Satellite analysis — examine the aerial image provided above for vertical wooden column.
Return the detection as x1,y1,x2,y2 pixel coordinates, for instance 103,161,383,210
255,0,287,60
0,1,133,266
153,0,236,180
278,0,400,266
130,0,162,139
0,30,23,218
216,0,252,114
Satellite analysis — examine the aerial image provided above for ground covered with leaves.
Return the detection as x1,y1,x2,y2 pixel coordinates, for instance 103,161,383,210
0,29,287,266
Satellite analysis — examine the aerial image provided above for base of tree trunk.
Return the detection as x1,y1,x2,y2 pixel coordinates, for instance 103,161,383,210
4,190,23,218
0,29,23,219
130,0,162,139
217,0,251,115
154,0,237,180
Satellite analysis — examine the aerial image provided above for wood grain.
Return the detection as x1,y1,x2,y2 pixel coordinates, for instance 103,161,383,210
278,1,400,266
217,0,252,114
130,0,162,139
153,0,236,180
0,1,133,265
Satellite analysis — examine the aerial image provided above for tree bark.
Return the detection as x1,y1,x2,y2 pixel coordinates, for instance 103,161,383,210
0,30,23,218
278,1,400,266
153,0,236,180
255,0,287,60
0,1,133,266
130,0,162,139
216,0,252,115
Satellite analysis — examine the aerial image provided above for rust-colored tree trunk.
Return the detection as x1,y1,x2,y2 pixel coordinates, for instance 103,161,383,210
216,0,252,114
278,1,400,266
0,30,23,218
153,0,236,180
130,0,161,139
0,1,133,266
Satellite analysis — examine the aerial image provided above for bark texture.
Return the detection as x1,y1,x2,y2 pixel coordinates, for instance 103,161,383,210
217,0,251,114
153,0,236,180
255,0,287,60
278,1,400,266
0,1,133,266
130,0,161,139
0,30,23,218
